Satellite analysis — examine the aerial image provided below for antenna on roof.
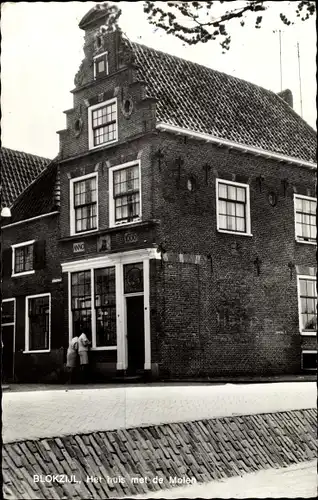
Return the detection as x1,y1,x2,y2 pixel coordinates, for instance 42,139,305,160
297,42,303,118
279,30,283,92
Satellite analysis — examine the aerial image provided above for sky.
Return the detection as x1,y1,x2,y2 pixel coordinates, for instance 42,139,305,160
1,1,316,159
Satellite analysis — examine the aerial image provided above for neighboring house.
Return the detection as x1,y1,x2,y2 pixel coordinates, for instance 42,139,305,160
1,148,52,382
1,147,50,209
1,4,317,383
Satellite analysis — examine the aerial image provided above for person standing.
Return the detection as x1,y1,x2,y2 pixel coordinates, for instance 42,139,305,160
66,336,79,384
78,332,91,382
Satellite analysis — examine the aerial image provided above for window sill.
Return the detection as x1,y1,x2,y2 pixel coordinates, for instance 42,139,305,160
217,229,253,237
12,270,35,278
91,346,117,351
295,239,317,246
110,219,142,229
70,229,99,237
23,350,50,354
88,138,118,151
300,331,317,336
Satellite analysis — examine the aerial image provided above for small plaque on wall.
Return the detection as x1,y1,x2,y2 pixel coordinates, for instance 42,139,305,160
124,232,138,244
97,235,111,252
73,242,85,253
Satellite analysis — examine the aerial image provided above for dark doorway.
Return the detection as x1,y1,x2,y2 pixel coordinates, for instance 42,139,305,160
126,296,145,374
2,325,14,382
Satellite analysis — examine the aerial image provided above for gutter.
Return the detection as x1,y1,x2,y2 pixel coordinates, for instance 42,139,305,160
156,123,316,170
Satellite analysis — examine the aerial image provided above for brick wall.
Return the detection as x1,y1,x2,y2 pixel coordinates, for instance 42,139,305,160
147,133,316,377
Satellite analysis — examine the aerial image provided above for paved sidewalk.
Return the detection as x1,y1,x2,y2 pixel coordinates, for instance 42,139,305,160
132,460,318,499
2,382,316,443
3,373,316,392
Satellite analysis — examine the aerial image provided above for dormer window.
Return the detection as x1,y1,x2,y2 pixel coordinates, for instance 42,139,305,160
94,51,108,79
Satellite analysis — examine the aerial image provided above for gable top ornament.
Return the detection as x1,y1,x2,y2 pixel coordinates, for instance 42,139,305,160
79,2,122,32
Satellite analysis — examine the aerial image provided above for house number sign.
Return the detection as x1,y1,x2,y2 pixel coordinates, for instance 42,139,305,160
73,242,85,253
124,232,138,244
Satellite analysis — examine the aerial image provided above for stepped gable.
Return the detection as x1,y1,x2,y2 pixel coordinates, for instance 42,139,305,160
1,147,50,208
2,409,316,499
127,41,316,164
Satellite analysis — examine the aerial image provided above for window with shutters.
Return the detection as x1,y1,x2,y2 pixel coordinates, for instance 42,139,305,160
12,240,35,277
70,173,98,236
88,98,117,150
294,195,316,244
109,161,141,227
216,179,251,236
25,294,51,352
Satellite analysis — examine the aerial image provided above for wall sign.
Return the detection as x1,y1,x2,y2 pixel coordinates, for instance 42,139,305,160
73,242,85,253
124,232,138,244
97,235,111,252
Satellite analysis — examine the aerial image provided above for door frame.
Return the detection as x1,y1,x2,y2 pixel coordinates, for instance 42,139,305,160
2,298,16,381
124,293,145,372
122,258,151,371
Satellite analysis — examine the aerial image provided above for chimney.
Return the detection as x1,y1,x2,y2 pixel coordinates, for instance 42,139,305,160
277,89,293,108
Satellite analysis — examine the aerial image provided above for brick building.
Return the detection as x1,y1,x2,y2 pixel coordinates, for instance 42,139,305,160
1,4,317,382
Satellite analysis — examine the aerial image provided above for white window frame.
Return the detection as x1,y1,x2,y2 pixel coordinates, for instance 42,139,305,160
2,298,16,378
294,194,317,245
301,350,317,371
109,160,142,228
216,179,252,236
297,275,317,336
63,248,156,369
70,172,99,237
93,51,109,79
11,240,35,277
88,98,118,150
24,293,51,353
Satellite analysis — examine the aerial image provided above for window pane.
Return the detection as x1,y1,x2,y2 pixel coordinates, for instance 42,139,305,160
219,184,227,198
2,301,14,323
219,200,226,214
236,218,245,232
304,314,317,330
219,215,227,229
310,201,316,214
28,296,50,351
300,297,307,313
236,204,245,217
227,216,235,231
299,279,307,296
228,186,236,200
295,198,303,211
306,299,316,314
306,280,316,298
303,200,310,213
227,202,236,216
95,267,116,347
310,225,316,240
236,188,246,202
124,263,143,294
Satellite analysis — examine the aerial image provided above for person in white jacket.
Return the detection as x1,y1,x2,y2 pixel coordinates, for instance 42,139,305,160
78,332,91,381
66,336,79,383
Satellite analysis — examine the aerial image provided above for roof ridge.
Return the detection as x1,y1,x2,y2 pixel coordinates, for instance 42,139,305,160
129,39,316,136
129,39,276,97
1,146,51,163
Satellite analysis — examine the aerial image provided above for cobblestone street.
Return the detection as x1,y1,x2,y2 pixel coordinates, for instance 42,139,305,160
2,382,316,443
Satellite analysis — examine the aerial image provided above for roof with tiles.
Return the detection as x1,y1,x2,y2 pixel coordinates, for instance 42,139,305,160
1,147,51,208
5,161,60,224
2,409,317,499
127,41,316,164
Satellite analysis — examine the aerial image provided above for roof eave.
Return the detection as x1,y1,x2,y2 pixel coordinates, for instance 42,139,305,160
156,123,316,170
